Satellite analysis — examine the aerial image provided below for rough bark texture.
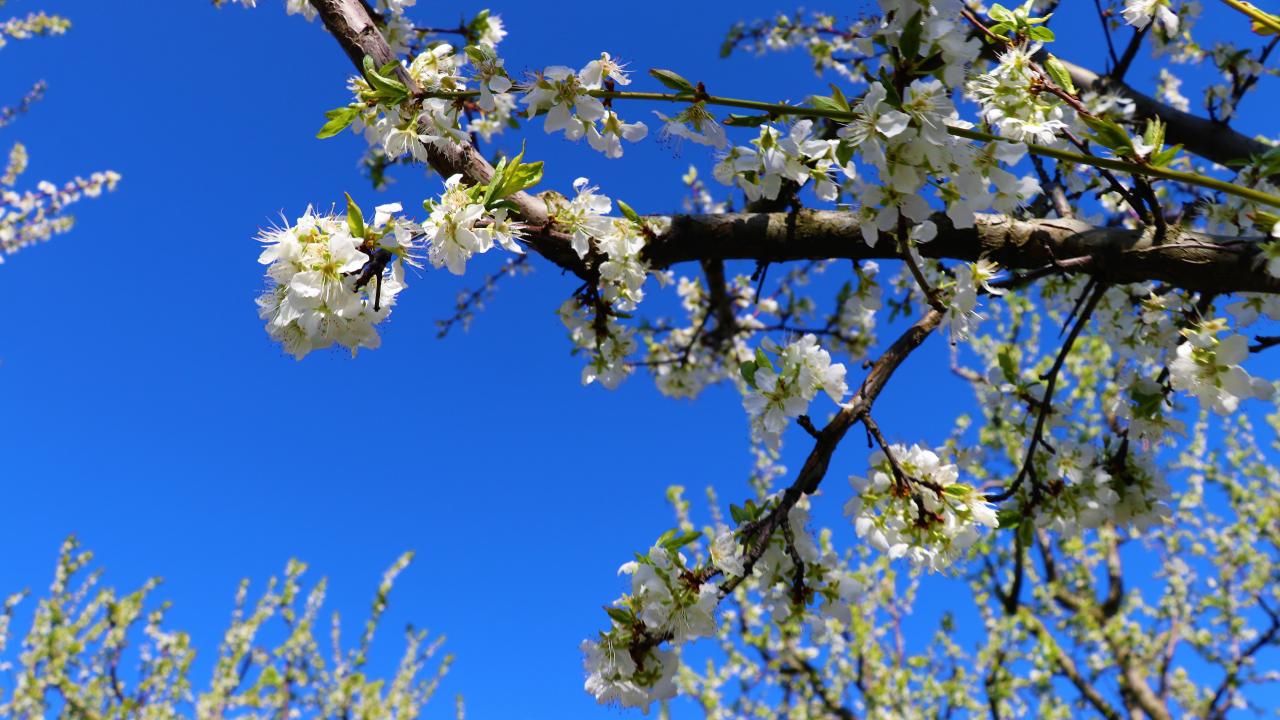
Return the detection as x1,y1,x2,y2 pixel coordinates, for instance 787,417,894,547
642,211,1277,294
308,0,1279,297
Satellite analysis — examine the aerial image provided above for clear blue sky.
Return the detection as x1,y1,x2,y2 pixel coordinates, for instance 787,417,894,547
0,1,1274,717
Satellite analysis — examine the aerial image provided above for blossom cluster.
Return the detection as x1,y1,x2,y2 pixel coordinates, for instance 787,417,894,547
553,178,656,388
1034,441,1173,533
256,204,415,359
356,44,472,163
742,334,848,449
714,119,853,203
643,274,758,399
1122,0,1181,34
967,44,1069,145
946,259,1006,340
1168,320,1272,414
0,153,120,262
836,261,883,358
729,11,875,82
421,173,523,276
522,54,648,158
560,300,637,389
0,11,70,49
582,540,718,712
845,444,999,572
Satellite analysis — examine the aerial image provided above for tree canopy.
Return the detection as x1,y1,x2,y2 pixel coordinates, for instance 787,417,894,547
3,0,1280,717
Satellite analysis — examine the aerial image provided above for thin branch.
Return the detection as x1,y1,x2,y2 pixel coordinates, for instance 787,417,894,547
1111,23,1149,81
987,280,1107,502
1092,0,1121,69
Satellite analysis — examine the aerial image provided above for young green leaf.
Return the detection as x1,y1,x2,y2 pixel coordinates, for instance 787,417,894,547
1027,25,1055,42
723,113,772,127
649,68,696,94
1081,115,1133,153
345,192,365,239
898,11,924,59
1042,55,1076,95
662,530,702,551
316,106,360,139
616,199,643,226
809,94,847,113
604,607,633,625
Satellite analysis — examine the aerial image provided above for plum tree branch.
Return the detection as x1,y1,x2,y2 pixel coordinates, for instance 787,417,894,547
639,211,1279,295
308,0,1280,302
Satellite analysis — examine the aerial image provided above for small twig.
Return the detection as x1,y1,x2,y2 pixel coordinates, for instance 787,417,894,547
1111,23,1149,81
988,280,1107,502
1092,0,1121,69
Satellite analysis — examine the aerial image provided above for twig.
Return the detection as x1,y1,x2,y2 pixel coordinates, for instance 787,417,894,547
987,280,1107,502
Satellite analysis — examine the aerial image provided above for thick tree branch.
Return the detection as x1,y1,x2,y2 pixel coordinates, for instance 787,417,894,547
642,211,1277,295
309,0,1277,300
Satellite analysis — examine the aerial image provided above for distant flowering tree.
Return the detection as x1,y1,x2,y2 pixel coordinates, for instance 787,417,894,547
0,5,118,264
17,0,1256,716
0,539,454,718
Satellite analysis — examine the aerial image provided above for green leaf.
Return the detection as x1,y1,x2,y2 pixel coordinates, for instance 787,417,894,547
739,360,759,389
616,199,642,226
649,68,695,94
1027,25,1055,42
997,347,1018,384
464,44,499,66
754,346,774,372
988,3,1014,23
605,607,633,625
483,156,509,207
1081,115,1132,153
835,138,856,167
506,161,543,196
662,530,703,551
997,509,1022,530
1042,55,1075,95
1143,118,1166,153
723,113,771,127
829,84,851,112
486,145,544,203
730,503,748,524
987,22,1014,38
345,192,365,239
1017,517,1034,547
943,483,972,498
876,69,903,106
898,11,924,59
1253,210,1280,234
1151,144,1182,167
316,106,360,139
362,55,409,104
809,94,847,114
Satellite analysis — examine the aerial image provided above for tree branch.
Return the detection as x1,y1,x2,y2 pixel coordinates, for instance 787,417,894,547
641,211,1278,295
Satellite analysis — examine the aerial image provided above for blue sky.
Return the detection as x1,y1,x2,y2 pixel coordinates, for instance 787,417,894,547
0,0,1275,717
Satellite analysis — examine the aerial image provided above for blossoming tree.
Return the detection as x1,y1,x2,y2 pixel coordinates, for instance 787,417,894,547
7,0,1280,717
0,5,118,264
